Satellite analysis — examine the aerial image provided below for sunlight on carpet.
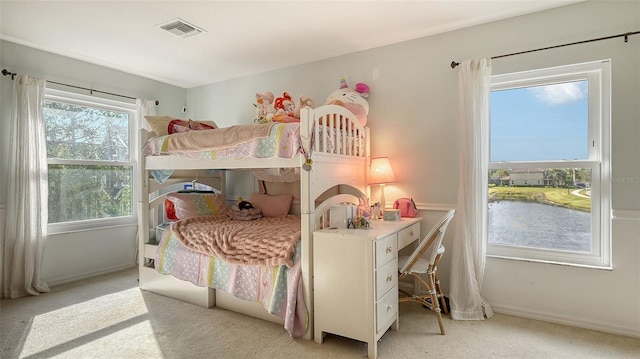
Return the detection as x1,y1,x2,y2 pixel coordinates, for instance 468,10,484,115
19,288,163,358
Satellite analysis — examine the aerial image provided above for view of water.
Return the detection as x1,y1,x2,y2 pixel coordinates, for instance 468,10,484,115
488,201,591,252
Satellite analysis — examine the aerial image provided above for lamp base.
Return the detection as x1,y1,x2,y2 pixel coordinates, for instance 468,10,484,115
379,184,386,217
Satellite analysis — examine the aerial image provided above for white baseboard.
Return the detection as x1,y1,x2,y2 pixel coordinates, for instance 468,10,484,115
490,303,640,338
46,262,137,287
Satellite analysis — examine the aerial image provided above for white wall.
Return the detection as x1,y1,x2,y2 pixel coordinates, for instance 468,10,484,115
186,1,640,336
0,40,187,286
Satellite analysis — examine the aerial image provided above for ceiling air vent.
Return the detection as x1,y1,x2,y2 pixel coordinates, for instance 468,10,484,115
158,18,205,39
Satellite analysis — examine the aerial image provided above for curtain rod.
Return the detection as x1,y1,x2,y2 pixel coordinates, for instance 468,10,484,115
450,30,640,69
2,69,159,105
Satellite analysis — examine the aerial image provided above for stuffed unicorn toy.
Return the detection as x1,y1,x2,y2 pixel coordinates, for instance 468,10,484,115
325,77,370,126
357,196,371,218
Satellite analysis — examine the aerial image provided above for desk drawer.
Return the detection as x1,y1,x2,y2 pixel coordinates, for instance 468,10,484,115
375,233,397,268
398,222,420,251
376,285,398,333
376,257,398,300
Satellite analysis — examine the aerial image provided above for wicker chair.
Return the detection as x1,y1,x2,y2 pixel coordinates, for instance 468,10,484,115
398,209,455,335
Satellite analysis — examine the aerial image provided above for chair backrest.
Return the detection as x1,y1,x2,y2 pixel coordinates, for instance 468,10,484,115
399,209,456,274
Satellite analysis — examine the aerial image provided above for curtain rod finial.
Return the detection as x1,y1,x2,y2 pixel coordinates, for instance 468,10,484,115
2,69,16,79
450,61,460,69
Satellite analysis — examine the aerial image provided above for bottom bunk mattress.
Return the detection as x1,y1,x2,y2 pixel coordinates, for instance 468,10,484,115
154,214,307,337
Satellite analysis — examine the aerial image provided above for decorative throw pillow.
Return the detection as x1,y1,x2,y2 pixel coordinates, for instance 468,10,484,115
164,198,178,221
145,116,218,136
168,119,216,134
249,193,294,217
166,192,229,219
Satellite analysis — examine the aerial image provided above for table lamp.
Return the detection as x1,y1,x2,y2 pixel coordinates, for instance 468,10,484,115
369,157,396,209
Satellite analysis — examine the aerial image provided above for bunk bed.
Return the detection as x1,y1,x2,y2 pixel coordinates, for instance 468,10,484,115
137,104,370,340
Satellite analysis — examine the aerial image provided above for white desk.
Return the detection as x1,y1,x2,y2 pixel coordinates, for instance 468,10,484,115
313,217,422,359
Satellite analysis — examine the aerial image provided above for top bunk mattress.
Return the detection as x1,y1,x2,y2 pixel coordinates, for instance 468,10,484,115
143,122,300,161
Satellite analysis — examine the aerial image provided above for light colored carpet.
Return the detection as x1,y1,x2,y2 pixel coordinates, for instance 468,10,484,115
1,268,638,359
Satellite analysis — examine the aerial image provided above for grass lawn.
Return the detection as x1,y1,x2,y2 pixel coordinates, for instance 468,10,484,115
488,186,591,212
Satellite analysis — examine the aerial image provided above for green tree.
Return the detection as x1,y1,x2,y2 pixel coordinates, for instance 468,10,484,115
489,169,509,186
44,101,132,223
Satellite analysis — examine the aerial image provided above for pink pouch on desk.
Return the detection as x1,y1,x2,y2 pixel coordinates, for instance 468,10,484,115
393,198,418,218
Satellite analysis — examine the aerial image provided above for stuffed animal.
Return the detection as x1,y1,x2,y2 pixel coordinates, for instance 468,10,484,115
230,197,262,220
238,200,254,210
254,92,275,123
293,96,314,118
274,92,294,117
255,91,315,123
357,196,371,218
325,77,370,126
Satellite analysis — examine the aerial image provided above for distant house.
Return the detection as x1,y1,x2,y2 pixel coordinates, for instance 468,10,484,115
496,175,510,186
509,168,547,187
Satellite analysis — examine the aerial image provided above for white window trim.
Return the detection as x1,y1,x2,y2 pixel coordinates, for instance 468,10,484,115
45,88,139,234
487,60,611,269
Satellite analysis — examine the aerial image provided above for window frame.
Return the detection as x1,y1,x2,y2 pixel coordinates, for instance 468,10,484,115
487,60,611,269
44,88,139,234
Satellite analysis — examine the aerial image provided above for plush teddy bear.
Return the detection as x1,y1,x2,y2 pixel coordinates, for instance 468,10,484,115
325,77,370,126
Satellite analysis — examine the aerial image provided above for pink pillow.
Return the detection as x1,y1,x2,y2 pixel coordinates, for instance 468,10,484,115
166,192,229,219
168,119,217,134
249,193,293,217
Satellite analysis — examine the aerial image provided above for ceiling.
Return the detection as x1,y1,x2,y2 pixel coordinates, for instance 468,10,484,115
1,1,583,88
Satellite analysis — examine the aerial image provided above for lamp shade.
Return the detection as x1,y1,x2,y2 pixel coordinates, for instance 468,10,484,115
369,157,396,184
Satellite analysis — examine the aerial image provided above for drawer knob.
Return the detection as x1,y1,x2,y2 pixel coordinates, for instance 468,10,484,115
409,230,414,237
386,275,393,282
386,246,393,253
387,305,392,312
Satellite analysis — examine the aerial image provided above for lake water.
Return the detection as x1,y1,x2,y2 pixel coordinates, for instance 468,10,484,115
488,200,591,252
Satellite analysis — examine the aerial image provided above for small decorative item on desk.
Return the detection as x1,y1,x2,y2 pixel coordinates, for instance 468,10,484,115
349,196,372,229
371,202,381,220
383,209,401,221
352,216,370,229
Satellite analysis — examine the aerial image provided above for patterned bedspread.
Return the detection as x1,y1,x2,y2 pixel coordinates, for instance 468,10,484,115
144,122,301,160
154,218,308,338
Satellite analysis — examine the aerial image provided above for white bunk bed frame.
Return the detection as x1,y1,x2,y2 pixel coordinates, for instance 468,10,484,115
138,105,370,340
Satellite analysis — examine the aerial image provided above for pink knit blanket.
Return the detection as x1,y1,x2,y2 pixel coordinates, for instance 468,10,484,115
170,215,301,267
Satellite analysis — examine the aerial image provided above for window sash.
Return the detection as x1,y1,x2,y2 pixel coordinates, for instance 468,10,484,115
487,161,603,265
44,89,138,233
487,60,611,268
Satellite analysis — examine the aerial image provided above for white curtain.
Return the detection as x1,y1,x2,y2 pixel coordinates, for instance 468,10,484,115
134,99,156,264
136,99,156,130
449,58,494,320
3,74,50,298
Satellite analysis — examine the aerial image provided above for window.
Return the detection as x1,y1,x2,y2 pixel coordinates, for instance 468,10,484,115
44,89,138,233
487,61,611,268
